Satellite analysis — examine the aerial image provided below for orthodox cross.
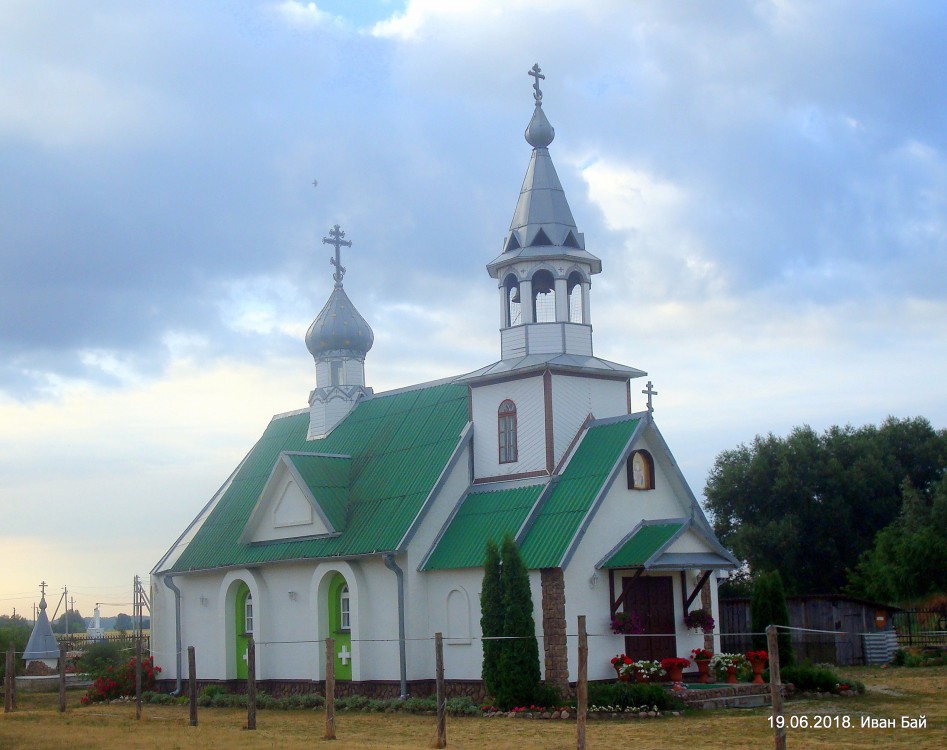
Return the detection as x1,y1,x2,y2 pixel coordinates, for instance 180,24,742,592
39,580,47,598
528,63,545,104
642,380,658,414
337,644,351,665
323,224,352,288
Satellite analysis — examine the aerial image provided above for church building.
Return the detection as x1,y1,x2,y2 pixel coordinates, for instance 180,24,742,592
151,66,738,697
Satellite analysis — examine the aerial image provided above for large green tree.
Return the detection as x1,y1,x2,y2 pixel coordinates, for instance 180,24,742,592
705,417,947,595
479,539,502,699
847,475,947,604
52,609,86,634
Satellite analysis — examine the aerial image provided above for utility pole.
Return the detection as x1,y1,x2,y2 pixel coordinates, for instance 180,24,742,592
64,586,69,637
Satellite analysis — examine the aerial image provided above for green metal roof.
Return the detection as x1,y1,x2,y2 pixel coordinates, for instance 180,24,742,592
421,483,547,571
518,417,641,569
168,382,469,572
598,521,684,569
285,453,351,531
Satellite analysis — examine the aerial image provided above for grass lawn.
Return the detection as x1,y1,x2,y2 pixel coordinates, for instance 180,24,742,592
1,665,943,749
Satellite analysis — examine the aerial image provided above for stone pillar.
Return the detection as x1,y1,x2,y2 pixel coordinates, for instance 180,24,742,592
701,576,715,652
540,568,569,698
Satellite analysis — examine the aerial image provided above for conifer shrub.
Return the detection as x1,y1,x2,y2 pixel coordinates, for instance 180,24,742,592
479,538,503,698
495,534,541,709
751,570,794,666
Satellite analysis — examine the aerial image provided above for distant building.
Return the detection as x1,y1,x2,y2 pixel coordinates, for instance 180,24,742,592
151,67,738,696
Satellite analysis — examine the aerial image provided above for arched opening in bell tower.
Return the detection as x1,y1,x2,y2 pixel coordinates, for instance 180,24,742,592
532,269,556,323
567,270,585,323
503,273,521,327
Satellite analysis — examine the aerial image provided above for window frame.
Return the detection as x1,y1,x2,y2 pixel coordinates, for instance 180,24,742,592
498,399,518,464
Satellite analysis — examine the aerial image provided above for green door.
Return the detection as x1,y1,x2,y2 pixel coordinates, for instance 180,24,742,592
235,584,253,679
327,574,352,680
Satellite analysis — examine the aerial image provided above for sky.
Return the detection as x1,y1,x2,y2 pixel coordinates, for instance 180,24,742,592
1,0,945,620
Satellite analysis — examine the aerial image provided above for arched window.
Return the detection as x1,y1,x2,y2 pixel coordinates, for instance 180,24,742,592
567,271,584,323
498,400,518,464
532,269,556,323
627,450,655,490
244,592,254,635
504,274,521,327
340,585,351,630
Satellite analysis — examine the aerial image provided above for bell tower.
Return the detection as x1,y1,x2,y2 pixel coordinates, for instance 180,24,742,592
485,64,602,360
305,224,374,439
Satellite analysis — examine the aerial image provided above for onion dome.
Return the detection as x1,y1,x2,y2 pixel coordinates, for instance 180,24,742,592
305,285,374,358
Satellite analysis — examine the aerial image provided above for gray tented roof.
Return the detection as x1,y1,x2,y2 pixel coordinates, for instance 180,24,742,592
23,598,59,661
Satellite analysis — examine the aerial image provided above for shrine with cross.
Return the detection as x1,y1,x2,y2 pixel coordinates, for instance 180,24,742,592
151,65,737,698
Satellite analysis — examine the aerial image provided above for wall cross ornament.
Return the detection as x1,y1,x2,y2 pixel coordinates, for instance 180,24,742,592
323,224,352,287
337,644,351,665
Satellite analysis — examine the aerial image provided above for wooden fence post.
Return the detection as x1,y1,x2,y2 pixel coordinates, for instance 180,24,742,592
767,624,787,750
135,634,142,720
324,636,336,740
247,637,256,730
576,615,587,750
9,642,16,710
433,632,446,749
58,644,66,713
188,646,198,727
4,642,13,713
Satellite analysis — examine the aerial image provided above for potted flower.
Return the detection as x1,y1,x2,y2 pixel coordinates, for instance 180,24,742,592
709,653,746,684
610,611,645,635
610,653,633,680
660,657,691,690
690,648,713,683
683,607,715,633
745,650,768,684
628,659,665,683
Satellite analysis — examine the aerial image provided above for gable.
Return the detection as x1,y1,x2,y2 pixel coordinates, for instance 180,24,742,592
240,452,351,544
164,381,469,572
596,518,739,571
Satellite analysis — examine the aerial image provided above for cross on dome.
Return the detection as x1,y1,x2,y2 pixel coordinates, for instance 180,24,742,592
528,63,545,104
323,224,352,288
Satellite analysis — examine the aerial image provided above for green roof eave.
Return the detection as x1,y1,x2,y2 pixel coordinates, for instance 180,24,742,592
596,520,686,569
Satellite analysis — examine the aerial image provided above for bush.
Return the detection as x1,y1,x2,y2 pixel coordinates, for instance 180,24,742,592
587,681,684,711
751,571,794,666
780,662,842,693
80,655,161,705
531,682,562,709
79,641,128,676
445,696,480,716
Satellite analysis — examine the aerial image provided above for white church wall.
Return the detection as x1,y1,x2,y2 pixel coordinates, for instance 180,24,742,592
470,375,546,478
550,375,628,465
559,429,709,680
401,442,474,680
420,567,546,683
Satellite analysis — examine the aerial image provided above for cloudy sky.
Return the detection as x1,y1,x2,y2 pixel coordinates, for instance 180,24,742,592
1,0,945,619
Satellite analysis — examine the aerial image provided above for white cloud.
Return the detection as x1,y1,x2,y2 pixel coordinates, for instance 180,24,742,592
270,1,343,30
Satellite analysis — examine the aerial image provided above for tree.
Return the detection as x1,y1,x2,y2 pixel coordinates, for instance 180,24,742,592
495,535,541,709
751,571,793,666
479,539,502,699
847,476,947,604
705,417,947,595
114,613,134,633
52,609,86,634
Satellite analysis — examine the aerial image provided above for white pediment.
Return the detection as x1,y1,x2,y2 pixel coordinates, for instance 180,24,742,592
241,458,335,544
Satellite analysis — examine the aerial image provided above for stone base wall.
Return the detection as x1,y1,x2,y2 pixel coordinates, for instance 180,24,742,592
156,678,489,703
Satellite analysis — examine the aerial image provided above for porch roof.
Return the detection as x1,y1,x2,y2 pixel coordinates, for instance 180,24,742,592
597,518,739,571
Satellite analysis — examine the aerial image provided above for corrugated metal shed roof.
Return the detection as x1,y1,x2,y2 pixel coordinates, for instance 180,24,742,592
518,417,640,569
598,521,684,569
421,483,547,571
169,382,469,572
